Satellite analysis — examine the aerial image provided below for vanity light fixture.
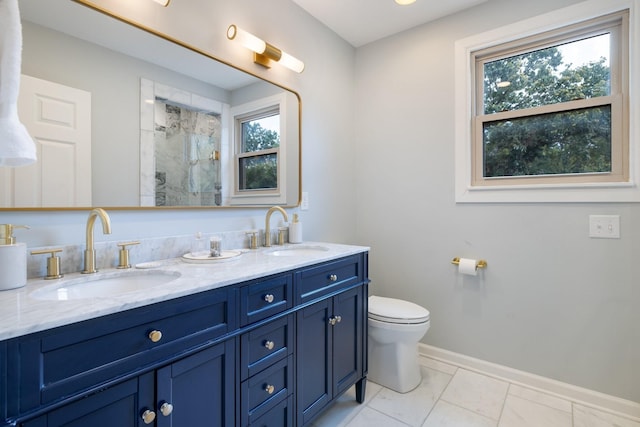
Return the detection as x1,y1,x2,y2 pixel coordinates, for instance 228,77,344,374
226,25,305,73
151,0,170,6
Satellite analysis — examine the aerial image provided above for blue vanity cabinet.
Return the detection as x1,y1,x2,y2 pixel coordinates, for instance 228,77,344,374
295,254,368,426
3,250,369,427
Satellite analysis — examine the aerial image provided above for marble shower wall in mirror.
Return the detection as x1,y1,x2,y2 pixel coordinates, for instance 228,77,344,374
140,79,224,207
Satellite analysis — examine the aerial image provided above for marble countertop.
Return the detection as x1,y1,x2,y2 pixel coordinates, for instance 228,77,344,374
0,242,369,341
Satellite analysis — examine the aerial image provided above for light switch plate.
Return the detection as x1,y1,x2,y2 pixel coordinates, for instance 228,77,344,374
301,192,309,210
589,215,620,239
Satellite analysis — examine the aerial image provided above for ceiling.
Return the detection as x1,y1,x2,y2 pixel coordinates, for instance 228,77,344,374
292,0,488,47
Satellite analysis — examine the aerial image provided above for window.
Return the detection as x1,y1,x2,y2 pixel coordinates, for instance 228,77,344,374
229,93,288,205
455,0,638,203
474,12,628,186
237,108,280,191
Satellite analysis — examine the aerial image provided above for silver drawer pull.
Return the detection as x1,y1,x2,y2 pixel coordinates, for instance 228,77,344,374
148,330,163,343
328,315,342,326
141,409,156,424
160,402,174,416
264,384,275,394
329,274,338,282
264,340,275,350
264,293,275,303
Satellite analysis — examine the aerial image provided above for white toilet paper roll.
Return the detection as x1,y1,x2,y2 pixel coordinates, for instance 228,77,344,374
458,258,478,276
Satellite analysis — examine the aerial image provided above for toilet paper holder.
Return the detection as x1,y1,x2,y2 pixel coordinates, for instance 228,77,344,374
451,257,487,269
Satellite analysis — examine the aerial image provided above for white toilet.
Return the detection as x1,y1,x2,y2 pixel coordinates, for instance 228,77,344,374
367,295,430,393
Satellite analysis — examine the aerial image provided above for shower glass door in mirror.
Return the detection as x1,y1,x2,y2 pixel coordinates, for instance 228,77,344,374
140,79,224,207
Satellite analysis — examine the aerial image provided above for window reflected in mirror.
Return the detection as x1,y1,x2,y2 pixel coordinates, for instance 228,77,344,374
238,111,280,191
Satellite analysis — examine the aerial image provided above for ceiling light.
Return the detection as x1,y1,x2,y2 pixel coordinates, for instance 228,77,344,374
395,0,416,5
227,25,305,73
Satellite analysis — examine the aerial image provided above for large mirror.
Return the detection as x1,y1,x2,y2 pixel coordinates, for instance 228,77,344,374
2,0,300,209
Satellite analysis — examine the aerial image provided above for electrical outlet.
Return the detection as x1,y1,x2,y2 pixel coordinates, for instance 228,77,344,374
301,192,309,210
589,215,620,239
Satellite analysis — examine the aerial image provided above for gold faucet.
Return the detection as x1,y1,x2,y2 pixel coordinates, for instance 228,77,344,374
264,206,288,247
82,208,112,274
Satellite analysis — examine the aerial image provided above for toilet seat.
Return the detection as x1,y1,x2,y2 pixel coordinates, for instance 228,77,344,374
368,295,430,325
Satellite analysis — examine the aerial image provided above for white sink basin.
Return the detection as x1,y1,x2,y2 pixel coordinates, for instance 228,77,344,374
267,245,329,257
30,270,182,301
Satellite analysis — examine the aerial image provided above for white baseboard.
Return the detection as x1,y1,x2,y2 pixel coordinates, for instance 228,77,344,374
419,343,640,421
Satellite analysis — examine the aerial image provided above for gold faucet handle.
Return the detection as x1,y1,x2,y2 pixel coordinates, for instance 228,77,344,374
117,241,140,269
246,231,259,250
277,227,288,246
30,248,64,280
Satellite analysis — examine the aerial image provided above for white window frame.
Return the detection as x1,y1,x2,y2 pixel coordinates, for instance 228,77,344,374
228,93,288,206
454,0,639,203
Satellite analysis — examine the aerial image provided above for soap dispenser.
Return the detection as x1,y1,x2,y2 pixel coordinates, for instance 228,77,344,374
0,224,29,291
289,214,303,243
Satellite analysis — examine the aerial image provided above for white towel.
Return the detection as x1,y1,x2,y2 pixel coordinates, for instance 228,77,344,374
0,0,36,167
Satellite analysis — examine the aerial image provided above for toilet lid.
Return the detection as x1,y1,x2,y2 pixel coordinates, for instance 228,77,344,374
368,295,430,324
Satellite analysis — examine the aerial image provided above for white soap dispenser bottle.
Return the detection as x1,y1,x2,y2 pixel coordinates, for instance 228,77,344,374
0,224,29,291
289,214,303,243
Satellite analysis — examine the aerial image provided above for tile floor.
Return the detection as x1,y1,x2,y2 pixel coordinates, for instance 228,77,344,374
311,355,640,427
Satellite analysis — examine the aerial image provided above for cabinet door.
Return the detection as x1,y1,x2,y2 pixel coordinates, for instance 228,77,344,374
332,286,363,397
156,340,235,427
296,287,365,426
296,298,332,426
20,374,154,427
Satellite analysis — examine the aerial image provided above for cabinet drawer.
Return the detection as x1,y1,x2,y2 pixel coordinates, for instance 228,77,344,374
9,287,234,412
242,355,293,426
240,274,293,326
249,395,293,427
241,315,293,381
296,254,364,304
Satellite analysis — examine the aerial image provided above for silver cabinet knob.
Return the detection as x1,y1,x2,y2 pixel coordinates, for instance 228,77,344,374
148,330,163,343
329,274,338,282
264,340,275,350
264,384,275,394
160,402,174,416
264,293,275,303
141,409,156,424
328,315,342,326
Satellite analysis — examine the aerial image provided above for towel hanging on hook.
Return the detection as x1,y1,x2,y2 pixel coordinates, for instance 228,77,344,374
0,0,37,167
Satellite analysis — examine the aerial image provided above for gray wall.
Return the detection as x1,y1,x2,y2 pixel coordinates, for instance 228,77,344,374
354,0,639,402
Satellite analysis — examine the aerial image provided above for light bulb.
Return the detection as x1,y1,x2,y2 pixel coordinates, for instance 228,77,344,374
279,51,305,73
227,25,267,55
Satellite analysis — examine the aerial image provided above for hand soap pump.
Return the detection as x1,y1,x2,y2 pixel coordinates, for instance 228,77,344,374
0,224,29,291
289,214,303,244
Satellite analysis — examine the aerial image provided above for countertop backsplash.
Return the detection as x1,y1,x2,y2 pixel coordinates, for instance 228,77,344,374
26,229,262,279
